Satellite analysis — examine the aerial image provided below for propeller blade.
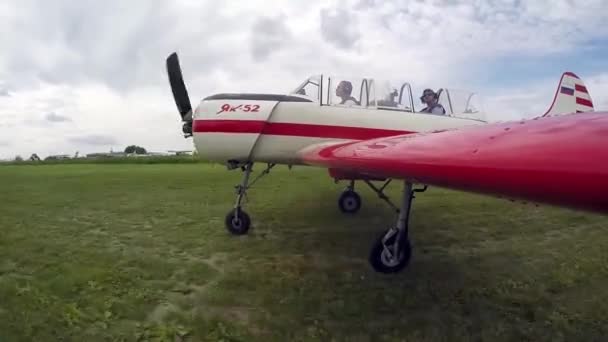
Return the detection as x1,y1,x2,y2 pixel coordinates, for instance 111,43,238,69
166,52,193,121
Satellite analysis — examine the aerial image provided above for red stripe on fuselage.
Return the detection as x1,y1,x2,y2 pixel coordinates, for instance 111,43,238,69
193,119,414,140
193,119,266,134
576,97,593,107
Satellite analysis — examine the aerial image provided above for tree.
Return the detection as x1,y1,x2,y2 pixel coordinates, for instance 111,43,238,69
124,145,147,154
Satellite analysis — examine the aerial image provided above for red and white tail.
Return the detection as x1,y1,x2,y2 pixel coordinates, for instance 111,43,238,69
542,72,594,117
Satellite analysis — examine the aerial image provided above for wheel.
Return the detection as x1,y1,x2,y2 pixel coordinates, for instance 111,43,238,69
369,228,412,273
338,190,361,213
225,208,251,235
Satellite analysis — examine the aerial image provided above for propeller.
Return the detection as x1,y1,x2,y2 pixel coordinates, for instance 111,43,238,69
166,52,193,137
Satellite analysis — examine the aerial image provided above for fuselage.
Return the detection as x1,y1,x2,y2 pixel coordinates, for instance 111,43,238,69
190,93,487,167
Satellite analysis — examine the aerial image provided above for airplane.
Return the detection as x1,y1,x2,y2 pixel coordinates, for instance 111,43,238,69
165,51,606,274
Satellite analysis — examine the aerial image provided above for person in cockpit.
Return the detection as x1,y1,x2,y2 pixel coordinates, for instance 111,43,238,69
419,88,446,115
377,89,399,107
336,80,360,105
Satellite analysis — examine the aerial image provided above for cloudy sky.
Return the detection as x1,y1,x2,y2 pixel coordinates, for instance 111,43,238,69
1,0,607,159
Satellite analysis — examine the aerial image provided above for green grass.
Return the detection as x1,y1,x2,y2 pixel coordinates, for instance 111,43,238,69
1,163,608,341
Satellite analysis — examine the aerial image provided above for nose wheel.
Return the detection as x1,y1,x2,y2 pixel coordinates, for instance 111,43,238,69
338,184,361,214
224,162,274,236
336,179,400,215
225,208,251,235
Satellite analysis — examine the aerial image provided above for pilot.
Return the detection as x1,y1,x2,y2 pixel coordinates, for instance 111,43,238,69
336,80,360,105
419,88,446,115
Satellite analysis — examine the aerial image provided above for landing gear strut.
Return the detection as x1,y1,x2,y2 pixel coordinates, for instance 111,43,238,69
363,179,399,213
369,181,426,273
224,162,274,235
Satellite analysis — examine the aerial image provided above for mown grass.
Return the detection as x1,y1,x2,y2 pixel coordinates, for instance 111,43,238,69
1,163,608,341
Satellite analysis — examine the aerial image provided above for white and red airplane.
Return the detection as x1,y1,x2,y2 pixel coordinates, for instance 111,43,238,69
166,52,606,273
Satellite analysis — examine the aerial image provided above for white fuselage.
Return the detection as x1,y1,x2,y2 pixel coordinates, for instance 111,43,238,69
191,96,486,166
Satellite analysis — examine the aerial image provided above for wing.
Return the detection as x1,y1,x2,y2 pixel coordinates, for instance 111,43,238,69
300,112,608,214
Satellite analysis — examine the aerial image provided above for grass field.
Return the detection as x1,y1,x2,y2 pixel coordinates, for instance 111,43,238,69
1,163,608,341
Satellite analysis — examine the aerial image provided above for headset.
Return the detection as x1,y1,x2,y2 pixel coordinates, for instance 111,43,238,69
420,88,438,103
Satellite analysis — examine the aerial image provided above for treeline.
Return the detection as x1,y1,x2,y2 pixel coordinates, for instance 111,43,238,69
0,155,208,166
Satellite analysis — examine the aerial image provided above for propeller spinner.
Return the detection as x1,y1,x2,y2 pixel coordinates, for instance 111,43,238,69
166,52,193,137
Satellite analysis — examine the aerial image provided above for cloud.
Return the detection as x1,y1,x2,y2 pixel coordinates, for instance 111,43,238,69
480,71,608,122
586,73,608,110
0,0,607,159
320,7,360,49
250,15,292,61
68,134,118,146
45,112,71,122
2,0,173,92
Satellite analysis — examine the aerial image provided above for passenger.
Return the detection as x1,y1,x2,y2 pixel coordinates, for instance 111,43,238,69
377,89,399,107
336,80,360,105
419,88,446,115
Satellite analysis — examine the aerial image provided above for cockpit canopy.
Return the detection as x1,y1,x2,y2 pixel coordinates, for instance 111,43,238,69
436,88,485,121
290,75,486,122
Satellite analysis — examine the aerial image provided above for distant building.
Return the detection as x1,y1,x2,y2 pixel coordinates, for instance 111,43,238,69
44,154,71,161
168,150,194,156
85,151,127,158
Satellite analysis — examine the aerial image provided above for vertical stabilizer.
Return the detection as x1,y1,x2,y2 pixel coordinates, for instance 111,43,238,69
542,72,594,117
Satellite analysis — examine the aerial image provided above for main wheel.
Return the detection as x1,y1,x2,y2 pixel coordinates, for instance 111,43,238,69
225,208,251,235
369,228,412,273
338,190,361,214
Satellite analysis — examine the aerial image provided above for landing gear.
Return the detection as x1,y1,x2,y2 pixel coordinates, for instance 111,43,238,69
224,162,274,235
338,181,361,213
363,179,399,213
337,179,399,214
225,208,251,235
369,227,411,273
369,181,426,273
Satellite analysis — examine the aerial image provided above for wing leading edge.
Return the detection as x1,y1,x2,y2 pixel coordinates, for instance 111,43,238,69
300,112,608,214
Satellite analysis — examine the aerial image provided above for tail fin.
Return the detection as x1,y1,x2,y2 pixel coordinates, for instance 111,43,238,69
542,72,594,117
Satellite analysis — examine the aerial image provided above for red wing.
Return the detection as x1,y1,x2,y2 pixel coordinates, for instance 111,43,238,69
300,112,608,214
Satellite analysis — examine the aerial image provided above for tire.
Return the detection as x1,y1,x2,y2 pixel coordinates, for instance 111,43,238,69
369,229,412,273
338,190,361,214
225,209,251,235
